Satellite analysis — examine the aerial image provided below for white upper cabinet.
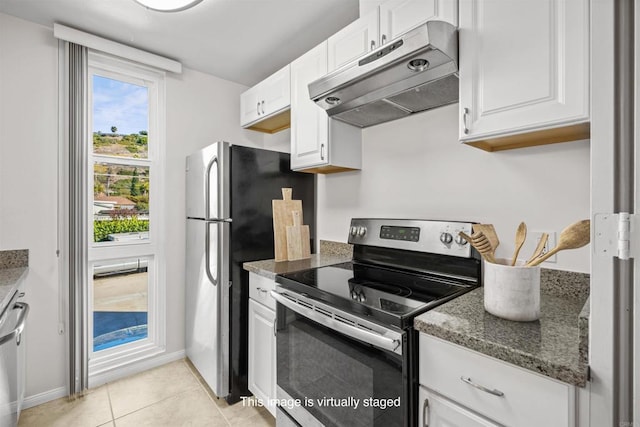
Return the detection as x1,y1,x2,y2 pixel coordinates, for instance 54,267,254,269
328,11,378,72
459,0,590,151
328,0,458,73
379,0,458,40
290,41,362,173
240,65,291,133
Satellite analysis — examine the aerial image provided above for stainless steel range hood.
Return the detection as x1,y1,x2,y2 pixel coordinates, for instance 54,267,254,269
308,21,458,128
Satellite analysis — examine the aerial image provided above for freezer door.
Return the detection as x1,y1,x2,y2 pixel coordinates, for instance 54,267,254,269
185,219,230,397
185,142,230,220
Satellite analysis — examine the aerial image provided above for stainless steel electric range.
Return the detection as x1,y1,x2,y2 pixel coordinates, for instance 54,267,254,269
272,219,482,427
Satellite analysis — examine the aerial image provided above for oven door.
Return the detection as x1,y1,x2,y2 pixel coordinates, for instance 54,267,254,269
271,288,407,427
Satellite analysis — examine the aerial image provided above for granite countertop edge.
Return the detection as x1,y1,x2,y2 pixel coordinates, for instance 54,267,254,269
414,316,588,387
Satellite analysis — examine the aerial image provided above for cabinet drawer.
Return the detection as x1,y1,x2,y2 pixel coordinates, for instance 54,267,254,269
249,272,276,311
419,334,574,427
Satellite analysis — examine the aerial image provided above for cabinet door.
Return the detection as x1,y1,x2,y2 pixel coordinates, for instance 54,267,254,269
459,0,589,141
379,0,458,43
418,386,499,427
248,299,276,416
261,65,291,117
240,85,261,127
327,11,378,72
290,41,329,170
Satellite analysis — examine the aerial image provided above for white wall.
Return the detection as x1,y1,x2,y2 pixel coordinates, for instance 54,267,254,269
317,104,591,273
0,12,266,400
0,12,64,400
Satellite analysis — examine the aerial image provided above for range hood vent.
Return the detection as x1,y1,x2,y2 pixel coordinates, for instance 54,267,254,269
308,21,458,128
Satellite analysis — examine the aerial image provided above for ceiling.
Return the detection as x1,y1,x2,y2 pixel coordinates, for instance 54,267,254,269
0,0,359,86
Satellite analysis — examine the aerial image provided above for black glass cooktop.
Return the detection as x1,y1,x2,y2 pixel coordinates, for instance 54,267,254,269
276,262,476,329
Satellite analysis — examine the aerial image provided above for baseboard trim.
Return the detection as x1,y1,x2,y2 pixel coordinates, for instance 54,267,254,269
88,349,186,388
23,386,67,410
22,349,186,409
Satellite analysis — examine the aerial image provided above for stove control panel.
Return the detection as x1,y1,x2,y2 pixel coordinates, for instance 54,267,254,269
348,218,474,258
380,225,420,242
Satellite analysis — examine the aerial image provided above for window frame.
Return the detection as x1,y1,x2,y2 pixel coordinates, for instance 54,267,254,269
86,51,167,380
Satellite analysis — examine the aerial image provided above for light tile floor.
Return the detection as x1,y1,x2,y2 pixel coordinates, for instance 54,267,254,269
18,359,275,427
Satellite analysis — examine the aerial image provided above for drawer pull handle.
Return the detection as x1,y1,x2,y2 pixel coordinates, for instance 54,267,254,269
460,376,504,397
256,287,268,295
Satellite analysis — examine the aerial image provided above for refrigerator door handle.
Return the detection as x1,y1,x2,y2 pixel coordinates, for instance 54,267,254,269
205,222,218,286
205,156,218,220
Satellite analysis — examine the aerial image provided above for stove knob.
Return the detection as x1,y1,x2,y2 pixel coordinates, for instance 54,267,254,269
440,232,453,244
358,292,366,303
357,226,367,237
350,226,358,236
455,234,468,245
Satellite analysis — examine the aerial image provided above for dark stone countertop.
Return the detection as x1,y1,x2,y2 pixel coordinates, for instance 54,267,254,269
243,240,353,279
243,253,352,280
415,269,590,387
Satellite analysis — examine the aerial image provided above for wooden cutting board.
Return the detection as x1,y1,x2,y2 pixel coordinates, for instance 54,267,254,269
272,188,303,261
286,210,310,261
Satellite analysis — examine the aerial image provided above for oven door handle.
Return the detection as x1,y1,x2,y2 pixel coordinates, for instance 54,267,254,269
271,291,402,355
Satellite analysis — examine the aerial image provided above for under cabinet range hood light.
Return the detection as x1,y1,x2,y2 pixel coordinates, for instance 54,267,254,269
308,21,459,128
134,0,202,12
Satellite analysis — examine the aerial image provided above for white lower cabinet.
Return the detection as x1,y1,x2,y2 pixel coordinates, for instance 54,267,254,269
418,387,499,427
248,274,277,416
419,334,577,427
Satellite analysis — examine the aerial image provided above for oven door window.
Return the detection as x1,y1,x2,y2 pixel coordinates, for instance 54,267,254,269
276,304,405,427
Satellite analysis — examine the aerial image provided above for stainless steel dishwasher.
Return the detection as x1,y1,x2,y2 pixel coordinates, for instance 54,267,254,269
0,291,29,426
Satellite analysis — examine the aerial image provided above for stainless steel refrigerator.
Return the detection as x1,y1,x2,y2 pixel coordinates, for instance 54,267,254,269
185,142,314,403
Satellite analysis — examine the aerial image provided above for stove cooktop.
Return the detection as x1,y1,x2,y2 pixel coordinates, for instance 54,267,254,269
276,262,476,329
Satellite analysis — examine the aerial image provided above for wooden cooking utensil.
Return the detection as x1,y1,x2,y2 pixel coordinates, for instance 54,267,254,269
286,210,311,261
459,231,496,263
510,222,527,266
526,232,549,265
272,188,303,262
526,220,591,267
472,224,499,262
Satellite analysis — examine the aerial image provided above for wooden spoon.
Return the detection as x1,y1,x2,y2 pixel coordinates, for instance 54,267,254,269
526,232,549,264
510,222,527,266
459,231,496,263
473,224,499,262
526,220,591,267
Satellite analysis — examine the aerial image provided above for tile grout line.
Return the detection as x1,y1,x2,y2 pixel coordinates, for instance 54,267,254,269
110,385,202,423
107,360,201,423
182,359,232,426
106,383,116,426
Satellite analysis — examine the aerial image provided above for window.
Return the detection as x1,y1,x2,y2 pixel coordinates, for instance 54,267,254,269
87,52,166,377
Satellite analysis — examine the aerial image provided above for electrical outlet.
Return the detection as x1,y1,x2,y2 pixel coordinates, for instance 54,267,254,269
519,231,557,263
